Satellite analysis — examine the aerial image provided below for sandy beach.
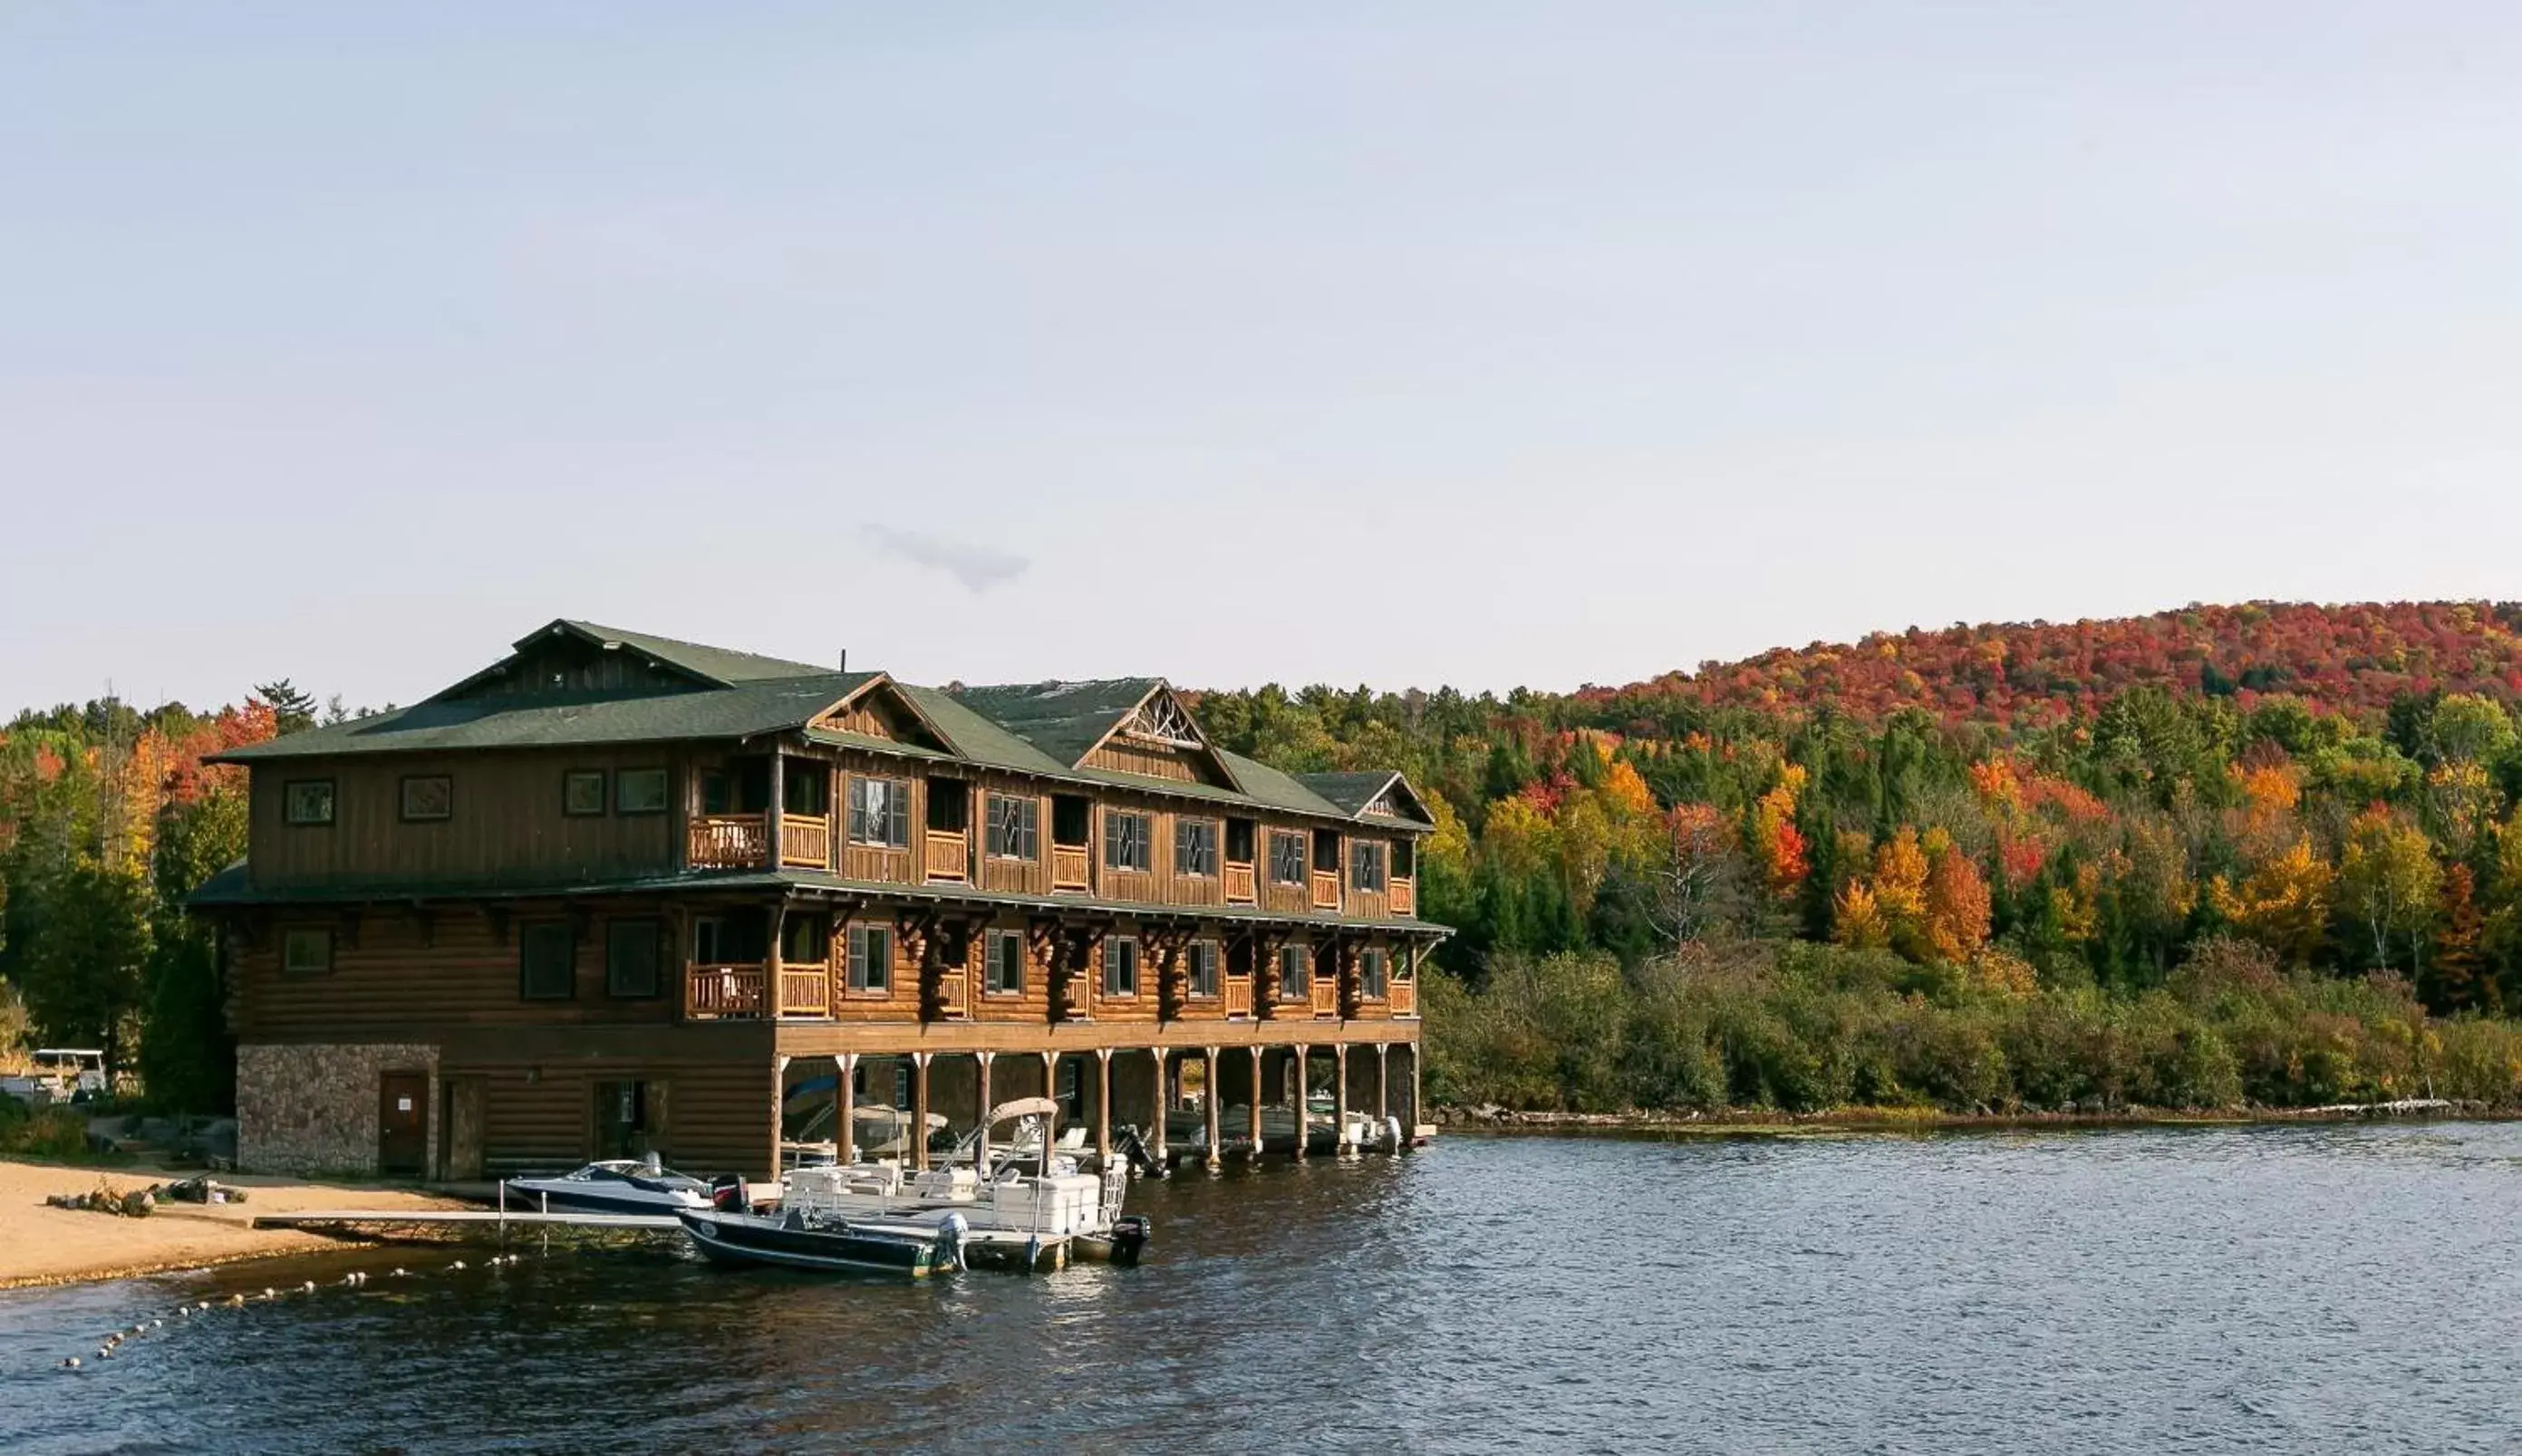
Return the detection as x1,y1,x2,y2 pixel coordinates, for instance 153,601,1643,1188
0,1159,461,1289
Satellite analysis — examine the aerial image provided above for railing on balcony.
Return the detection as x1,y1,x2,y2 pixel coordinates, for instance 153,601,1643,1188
1310,870,1340,911
1060,973,1092,1021
1309,978,1339,1018
1224,975,1253,1017
689,815,768,870
1390,979,1417,1017
1389,876,1415,916
1051,844,1090,892
924,830,967,882
1223,863,1256,903
780,817,831,870
686,963,768,1019
932,962,970,1020
778,964,831,1018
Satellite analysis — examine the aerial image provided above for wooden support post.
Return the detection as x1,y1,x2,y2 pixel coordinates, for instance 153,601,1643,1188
1407,1043,1420,1151
1041,1050,1058,1131
1377,1044,1390,1123
768,899,788,1019
975,1053,994,1171
1334,1044,1351,1156
912,1053,932,1171
1203,1046,1222,1171
1148,1048,1169,1167
836,1053,856,1165
766,745,785,871
1095,1048,1113,1168
1290,1044,1309,1160
770,1054,792,1183
1247,1046,1265,1162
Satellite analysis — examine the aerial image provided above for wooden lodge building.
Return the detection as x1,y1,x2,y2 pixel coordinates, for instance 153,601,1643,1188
193,620,1442,1181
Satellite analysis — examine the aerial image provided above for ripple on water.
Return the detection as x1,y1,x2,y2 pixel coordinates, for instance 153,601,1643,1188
7,1125,2522,1453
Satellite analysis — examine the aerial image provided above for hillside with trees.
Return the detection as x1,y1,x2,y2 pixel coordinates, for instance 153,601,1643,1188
12,601,2522,1121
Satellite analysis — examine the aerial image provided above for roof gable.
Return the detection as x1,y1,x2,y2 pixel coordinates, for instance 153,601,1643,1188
945,679,1164,765
1296,770,1436,828
808,677,955,755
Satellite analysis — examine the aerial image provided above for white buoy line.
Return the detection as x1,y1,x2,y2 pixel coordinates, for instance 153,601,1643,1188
57,1251,533,1370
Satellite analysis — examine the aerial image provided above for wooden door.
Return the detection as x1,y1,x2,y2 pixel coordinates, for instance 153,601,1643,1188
378,1071,429,1176
440,1077,485,1181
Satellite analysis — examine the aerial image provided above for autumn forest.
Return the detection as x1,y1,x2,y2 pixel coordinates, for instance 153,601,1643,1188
13,600,2522,1120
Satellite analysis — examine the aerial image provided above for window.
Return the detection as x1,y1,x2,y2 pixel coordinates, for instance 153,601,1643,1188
780,911,828,966
1187,940,1220,998
848,776,911,847
283,779,335,826
1352,841,1387,893
1051,794,1091,847
927,781,970,834
1102,937,1140,998
1314,828,1342,873
616,767,669,815
985,929,1025,995
1360,948,1388,999
1104,811,1151,873
1174,819,1218,877
564,770,607,817
847,924,892,993
783,764,828,816
520,923,575,1000
1278,944,1309,1002
1269,832,1308,886
399,775,452,823
606,920,662,998
1225,817,1256,864
986,795,1039,860
281,926,333,976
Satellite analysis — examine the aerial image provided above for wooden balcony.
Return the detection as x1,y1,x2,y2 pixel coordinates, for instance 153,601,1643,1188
924,830,967,883
1051,844,1090,892
1310,870,1340,911
1060,974,1092,1021
1391,979,1417,1017
779,817,831,870
778,964,832,1018
1224,863,1256,903
686,963,767,1019
931,962,971,1020
1390,876,1415,916
1224,975,1252,1018
688,815,768,870
1309,978,1340,1018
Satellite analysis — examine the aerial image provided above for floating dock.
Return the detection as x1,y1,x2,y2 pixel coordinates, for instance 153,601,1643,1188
252,1207,1087,1272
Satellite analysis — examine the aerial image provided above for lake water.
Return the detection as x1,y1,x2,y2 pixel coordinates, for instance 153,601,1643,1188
6,1123,2521,1454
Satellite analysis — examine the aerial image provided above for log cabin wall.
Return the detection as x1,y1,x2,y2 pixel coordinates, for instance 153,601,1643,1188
829,911,926,1023
828,749,920,885
247,749,678,890
231,899,684,1039
973,775,1052,896
1259,824,1317,915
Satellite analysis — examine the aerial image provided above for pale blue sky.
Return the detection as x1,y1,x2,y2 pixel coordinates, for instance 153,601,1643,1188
7,5,2522,713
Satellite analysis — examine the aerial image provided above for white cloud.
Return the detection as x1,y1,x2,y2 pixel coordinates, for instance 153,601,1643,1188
862,524,1029,594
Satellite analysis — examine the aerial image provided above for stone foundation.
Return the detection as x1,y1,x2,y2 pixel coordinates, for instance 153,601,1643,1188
237,1042,439,1177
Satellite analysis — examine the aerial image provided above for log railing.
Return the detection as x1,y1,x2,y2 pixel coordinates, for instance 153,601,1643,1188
778,964,832,1018
1051,845,1090,892
924,830,967,882
1061,973,1093,1021
1310,870,1340,911
1309,978,1339,1019
1224,976,1252,1018
780,817,831,870
932,962,971,1021
1389,877,1416,916
1223,863,1256,903
689,815,768,870
686,963,768,1019
1390,979,1417,1017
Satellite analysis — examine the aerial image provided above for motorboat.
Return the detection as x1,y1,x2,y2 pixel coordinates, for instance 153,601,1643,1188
783,1104,952,1170
501,1155,725,1217
780,1096,1135,1252
679,1206,964,1278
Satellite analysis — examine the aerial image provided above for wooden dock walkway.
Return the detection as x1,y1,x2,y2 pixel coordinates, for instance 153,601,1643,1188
254,1209,682,1231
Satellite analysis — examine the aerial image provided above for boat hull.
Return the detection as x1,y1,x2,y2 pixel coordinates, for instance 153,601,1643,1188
678,1210,942,1278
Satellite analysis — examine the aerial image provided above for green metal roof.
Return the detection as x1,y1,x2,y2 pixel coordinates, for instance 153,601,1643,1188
188,859,1445,938
942,679,1161,766
207,620,1430,833
215,671,878,762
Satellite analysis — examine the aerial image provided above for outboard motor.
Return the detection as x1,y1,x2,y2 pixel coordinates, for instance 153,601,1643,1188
1113,1124,1168,1180
1109,1215,1152,1268
708,1174,749,1212
934,1211,969,1274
